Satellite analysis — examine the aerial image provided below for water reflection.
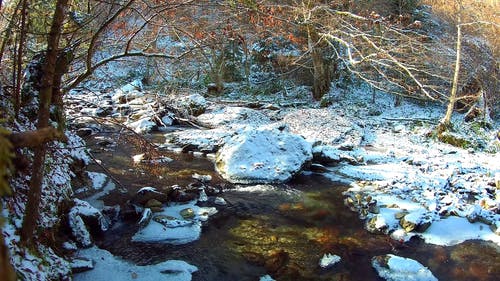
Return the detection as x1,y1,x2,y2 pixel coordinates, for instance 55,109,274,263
83,131,499,281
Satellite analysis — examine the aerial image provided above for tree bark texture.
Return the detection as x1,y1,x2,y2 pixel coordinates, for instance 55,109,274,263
439,21,462,131
308,27,331,100
14,0,29,117
0,222,16,281
20,0,69,247
9,127,67,149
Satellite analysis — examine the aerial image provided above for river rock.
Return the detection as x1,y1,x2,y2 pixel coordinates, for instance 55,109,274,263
196,106,271,128
177,93,207,116
399,211,432,232
145,199,163,209
70,257,94,273
153,215,193,228
372,254,438,281
319,253,341,269
68,199,110,247
132,186,170,205
215,126,312,184
138,208,153,228
180,208,195,219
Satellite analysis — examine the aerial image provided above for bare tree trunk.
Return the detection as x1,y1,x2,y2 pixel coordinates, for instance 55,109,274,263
0,0,22,69
20,0,69,247
308,26,330,100
14,0,29,117
0,222,16,281
438,19,462,132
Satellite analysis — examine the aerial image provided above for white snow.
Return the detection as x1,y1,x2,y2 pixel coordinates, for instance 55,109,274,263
69,199,110,247
87,172,108,190
259,275,276,281
319,253,341,269
196,106,271,128
132,153,145,163
418,216,500,246
132,201,217,244
126,117,156,133
372,254,437,281
83,181,117,210
216,126,312,183
73,246,197,281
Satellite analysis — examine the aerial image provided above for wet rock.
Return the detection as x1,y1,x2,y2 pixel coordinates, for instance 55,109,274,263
312,145,341,165
170,189,197,202
214,197,227,206
242,251,265,265
216,126,312,184
399,211,432,232
126,117,157,133
150,206,164,213
344,192,379,215
192,173,212,183
180,208,195,219
95,137,115,147
137,208,152,229
366,215,390,234
70,257,94,273
310,163,329,173
153,215,193,228
265,249,289,273
132,186,169,205
145,199,163,209
319,253,341,269
490,221,500,236
68,199,110,247
95,106,113,117
76,128,94,137
198,189,208,202
372,254,437,281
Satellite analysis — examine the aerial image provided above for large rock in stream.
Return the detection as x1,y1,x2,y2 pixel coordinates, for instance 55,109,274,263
215,126,312,184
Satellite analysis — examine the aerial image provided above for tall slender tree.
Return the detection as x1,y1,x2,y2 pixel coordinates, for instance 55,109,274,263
20,0,69,247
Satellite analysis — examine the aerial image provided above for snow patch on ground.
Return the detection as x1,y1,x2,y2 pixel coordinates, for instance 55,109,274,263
418,216,500,246
73,246,197,281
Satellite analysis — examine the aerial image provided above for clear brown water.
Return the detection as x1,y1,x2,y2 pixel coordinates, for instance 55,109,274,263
83,130,500,281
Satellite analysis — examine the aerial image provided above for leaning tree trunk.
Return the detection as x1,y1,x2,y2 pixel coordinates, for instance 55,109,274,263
20,0,69,247
308,26,330,100
437,19,462,134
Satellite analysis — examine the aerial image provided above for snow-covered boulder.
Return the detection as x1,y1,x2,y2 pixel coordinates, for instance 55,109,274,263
372,254,437,281
215,126,312,184
126,117,157,133
165,128,232,153
196,106,271,128
68,199,110,247
177,93,207,116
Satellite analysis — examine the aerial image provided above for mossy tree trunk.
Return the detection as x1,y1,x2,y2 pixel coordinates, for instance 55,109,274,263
308,26,331,101
20,0,69,247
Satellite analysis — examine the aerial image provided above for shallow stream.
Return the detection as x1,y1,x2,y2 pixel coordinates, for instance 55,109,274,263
82,129,499,281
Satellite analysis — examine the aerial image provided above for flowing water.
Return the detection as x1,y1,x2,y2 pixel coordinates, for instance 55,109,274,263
82,129,500,281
